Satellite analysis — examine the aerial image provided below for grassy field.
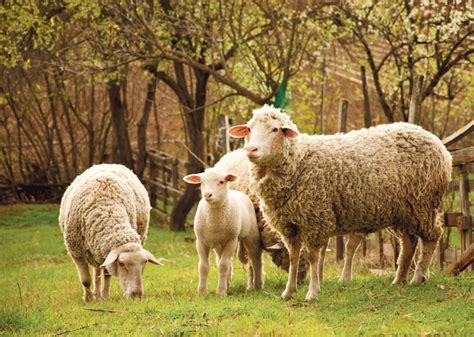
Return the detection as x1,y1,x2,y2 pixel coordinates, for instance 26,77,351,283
0,204,473,336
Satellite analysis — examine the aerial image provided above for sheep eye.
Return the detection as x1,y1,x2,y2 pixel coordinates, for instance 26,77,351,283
219,181,224,185
272,128,279,133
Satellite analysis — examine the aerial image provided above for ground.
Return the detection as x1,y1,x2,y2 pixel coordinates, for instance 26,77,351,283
0,204,473,336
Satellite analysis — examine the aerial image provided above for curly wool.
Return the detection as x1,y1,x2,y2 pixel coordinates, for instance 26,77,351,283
248,106,452,249
216,149,310,281
59,164,150,267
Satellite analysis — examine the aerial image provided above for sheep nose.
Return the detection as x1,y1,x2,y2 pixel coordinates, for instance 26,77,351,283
245,146,258,154
204,192,213,199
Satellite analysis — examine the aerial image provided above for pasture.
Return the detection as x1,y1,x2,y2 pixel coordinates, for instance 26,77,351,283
0,204,473,336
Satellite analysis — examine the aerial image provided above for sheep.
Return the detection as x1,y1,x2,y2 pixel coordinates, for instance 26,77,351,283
59,164,161,302
228,105,451,301
216,147,365,284
215,149,311,282
184,167,263,296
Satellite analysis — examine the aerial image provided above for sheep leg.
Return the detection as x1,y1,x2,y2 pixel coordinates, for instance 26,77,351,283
217,240,237,296
339,234,363,282
245,243,263,290
305,246,323,301
392,233,418,285
247,264,255,290
318,240,328,283
411,237,438,284
72,256,94,303
281,238,302,300
196,239,210,296
102,270,111,300
93,267,102,300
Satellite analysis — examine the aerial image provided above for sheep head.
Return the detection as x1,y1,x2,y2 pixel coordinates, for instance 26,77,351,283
183,167,238,206
228,105,299,164
100,242,161,299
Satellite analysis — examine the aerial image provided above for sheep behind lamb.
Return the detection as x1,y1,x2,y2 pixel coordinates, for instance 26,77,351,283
59,164,161,302
184,167,263,296
229,105,451,301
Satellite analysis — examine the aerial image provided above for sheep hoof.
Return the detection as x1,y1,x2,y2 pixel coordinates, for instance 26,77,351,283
281,289,295,300
305,290,318,302
338,275,351,282
410,274,426,285
391,279,407,285
198,287,208,296
217,291,227,297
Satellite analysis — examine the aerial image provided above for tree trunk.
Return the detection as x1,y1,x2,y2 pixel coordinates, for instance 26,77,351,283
136,68,158,178
107,78,134,169
169,70,209,231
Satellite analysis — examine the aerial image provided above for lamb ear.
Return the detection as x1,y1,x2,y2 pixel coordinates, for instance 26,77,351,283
144,250,163,266
100,249,120,268
228,125,249,138
225,174,239,182
282,126,299,138
183,174,202,184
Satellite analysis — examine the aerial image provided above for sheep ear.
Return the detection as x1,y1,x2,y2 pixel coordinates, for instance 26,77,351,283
100,249,120,268
282,127,298,138
144,250,163,266
183,174,202,184
228,125,249,138
225,174,239,182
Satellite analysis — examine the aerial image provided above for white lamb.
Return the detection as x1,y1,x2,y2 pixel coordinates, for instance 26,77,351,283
184,167,263,296
59,164,161,302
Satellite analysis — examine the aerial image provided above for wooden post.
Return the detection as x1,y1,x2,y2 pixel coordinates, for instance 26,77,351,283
459,164,473,270
336,99,348,261
408,75,424,125
360,66,372,129
224,115,231,153
360,65,371,258
149,160,157,208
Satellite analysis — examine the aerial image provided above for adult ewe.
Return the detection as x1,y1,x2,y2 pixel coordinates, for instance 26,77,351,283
229,105,451,301
59,164,161,302
184,167,263,296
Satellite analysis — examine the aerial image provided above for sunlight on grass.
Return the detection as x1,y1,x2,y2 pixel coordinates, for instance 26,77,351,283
0,204,473,335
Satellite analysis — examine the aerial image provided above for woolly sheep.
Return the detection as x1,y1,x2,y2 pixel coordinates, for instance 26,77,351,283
229,105,451,301
184,167,263,296
216,149,365,283
59,164,161,302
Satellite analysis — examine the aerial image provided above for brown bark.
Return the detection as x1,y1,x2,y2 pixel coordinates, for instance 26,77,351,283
107,78,134,169
136,67,158,178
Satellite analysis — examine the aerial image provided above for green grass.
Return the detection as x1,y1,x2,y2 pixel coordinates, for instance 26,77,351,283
0,204,473,336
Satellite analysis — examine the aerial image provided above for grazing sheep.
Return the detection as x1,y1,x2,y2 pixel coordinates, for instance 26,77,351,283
229,105,451,301
59,164,161,302
184,167,263,296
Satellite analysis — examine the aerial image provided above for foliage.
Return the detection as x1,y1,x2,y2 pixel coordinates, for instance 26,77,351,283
1,204,473,335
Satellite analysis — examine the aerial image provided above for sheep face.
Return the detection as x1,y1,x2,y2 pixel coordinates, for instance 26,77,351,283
183,168,238,205
101,242,161,299
228,105,298,164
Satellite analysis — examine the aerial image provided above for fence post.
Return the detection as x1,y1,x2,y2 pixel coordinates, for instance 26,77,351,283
360,65,372,258
336,99,348,262
361,66,372,129
149,160,157,208
408,75,424,125
172,158,179,204
459,164,473,270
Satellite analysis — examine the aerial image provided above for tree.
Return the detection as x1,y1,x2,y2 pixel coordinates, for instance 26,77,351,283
337,0,473,124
